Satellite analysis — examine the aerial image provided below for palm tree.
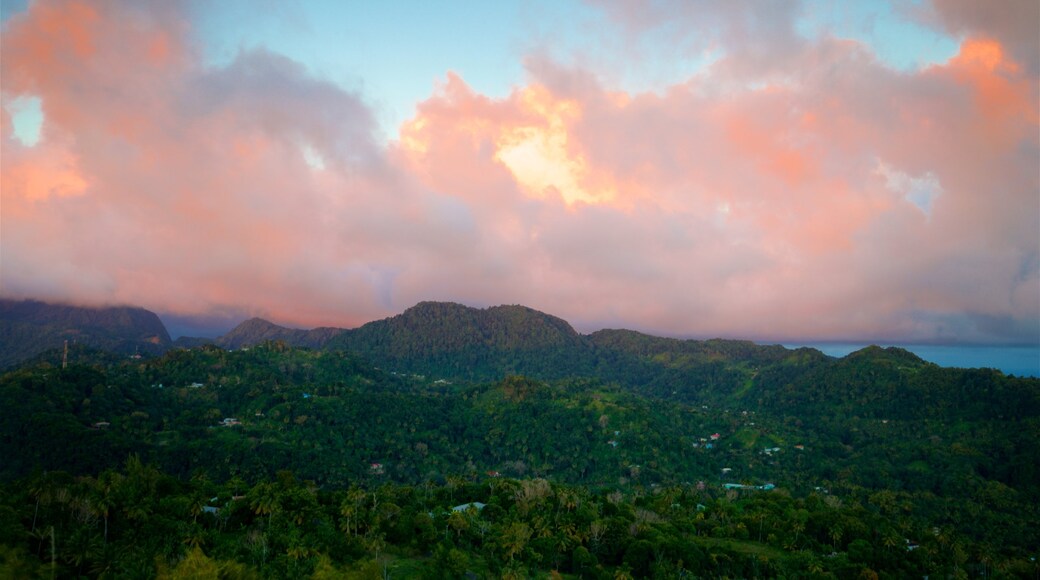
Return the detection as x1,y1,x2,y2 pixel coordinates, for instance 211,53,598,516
226,475,246,497
880,531,899,549
500,522,532,561
446,475,464,504
90,474,116,543
28,472,70,534
339,487,367,537
187,492,206,524
249,482,281,527
829,524,844,550
181,522,206,549
28,474,49,534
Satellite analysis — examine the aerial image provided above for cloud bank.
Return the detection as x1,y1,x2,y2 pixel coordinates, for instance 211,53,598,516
2,0,1037,343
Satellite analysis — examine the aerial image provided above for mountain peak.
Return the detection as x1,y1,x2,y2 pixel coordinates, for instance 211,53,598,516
328,301,589,380
216,317,344,350
238,317,284,330
0,298,171,368
846,345,927,366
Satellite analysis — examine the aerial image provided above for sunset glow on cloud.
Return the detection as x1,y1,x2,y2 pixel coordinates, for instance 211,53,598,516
1,0,1037,344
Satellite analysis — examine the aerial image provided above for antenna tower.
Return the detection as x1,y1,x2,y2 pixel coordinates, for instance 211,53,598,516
62,340,68,369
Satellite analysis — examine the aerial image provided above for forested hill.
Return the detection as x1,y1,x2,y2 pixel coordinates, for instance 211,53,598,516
215,317,346,350
1,343,1038,577
328,301,597,380
2,298,811,377
0,299,171,368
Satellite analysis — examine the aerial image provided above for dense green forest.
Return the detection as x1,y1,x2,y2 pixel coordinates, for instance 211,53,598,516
1,337,1038,577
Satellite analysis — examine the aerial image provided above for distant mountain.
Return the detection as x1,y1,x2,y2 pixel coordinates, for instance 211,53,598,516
321,301,827,390
0,299,171,368
328,301,597,379
587,328,802,367
0,298,865,397
214,317,345,350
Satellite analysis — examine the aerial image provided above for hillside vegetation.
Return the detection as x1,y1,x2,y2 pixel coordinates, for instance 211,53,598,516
2,300,1038,577
1,332,1037,578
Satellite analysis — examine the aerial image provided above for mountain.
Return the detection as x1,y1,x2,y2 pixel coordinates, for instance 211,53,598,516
0,299,171,368
323,301,828,388
328,301,597,379
214,317,345,350
587,328,796,366
0,297,819,387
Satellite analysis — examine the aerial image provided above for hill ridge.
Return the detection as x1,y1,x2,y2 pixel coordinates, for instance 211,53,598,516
0,298,171,368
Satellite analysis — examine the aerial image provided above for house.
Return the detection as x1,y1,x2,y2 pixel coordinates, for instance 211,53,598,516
92,422,111,430
794,444,805,450
302,393,312,399
202,506,220,515
452,502,486,512
221,418,241,427
705,443,714,450
710,433,721,440
723,483,775,491
721,468,733,474
369,463,384,474
608,440,618,448
486,471,501,478
189,382,204,388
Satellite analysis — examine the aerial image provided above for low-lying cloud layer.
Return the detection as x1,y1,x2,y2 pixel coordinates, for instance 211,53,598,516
2,0,1037,343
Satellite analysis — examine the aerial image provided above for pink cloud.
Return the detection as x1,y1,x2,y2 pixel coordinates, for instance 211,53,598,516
925,0,1040,74
1,0,1037,344
396,34,1038,342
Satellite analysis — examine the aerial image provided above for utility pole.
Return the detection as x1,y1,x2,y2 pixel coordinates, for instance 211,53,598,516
62,340,68,369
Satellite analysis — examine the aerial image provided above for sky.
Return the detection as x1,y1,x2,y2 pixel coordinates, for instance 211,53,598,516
1,0,1038,345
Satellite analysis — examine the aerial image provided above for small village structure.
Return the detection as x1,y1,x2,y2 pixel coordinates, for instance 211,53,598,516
451,502,486,512
723,483,775,491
